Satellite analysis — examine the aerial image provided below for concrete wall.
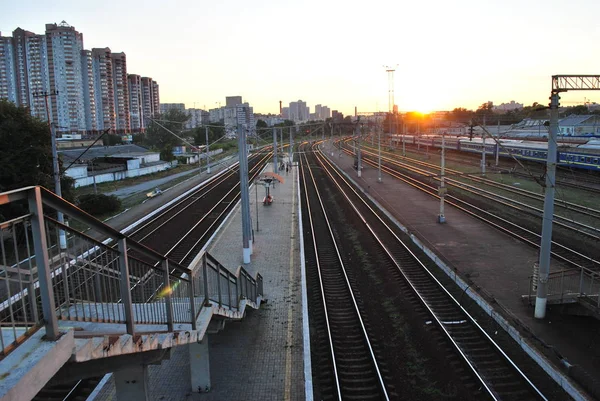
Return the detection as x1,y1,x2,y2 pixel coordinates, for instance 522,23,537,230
67,165,88,179
72,161,176,188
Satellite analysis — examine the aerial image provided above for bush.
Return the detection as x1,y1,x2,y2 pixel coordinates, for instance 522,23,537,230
77,193,121,216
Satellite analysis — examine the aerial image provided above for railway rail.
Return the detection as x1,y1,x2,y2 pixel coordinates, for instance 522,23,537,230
305,143,552,400
340,142,600,272
353,139,600,225
300,148,391,400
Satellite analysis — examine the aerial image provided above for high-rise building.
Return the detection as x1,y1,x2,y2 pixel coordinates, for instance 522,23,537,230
226,96,242,107
80,49,96,132
0,33,17,103
289,100,309,122
91,47,115,132
128,74,143,132
159,103,185,114
1,23,159,136
152,80,160,116
12,28,50,120
185,108,204,130
236,103,255,135
45,22,86,134
314,104,331,120
315,104,322,120
111,52,130,133
141,76,154,123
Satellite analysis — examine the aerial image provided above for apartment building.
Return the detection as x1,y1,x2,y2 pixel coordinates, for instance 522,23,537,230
91,47,115,132
80,49,96,132
0,23,159,136
111,52,130,133
128,74,143,132
0,33,17,103
45,22,86,134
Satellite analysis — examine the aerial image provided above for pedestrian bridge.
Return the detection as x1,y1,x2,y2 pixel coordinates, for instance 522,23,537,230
0,186,263,401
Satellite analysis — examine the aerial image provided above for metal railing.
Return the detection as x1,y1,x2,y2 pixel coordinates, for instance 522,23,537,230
529,265,600,309
0,186,263,359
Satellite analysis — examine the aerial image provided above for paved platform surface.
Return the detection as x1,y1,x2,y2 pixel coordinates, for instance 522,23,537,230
92,154,306,401
326,142,600,393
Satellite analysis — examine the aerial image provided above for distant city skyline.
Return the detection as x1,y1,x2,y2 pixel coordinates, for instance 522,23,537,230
1,0,599,116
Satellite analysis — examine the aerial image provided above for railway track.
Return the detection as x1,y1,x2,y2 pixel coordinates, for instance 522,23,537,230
128,152,270,267
300,148,391,400
340,144,600,271
354,140,600,225
306,144,551,400
32,152,271,401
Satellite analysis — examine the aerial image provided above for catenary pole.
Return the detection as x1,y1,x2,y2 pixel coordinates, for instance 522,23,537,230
273,127,278,172
438,131,446,223
238,123,251,263
535,92,560,319
378,123,382,183
205,126,211,173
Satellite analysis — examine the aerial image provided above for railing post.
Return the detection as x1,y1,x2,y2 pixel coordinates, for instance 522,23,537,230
202,254,210,306
227,273,232,308
28,187,59,340
118,238,135,336
162,259,174,332
234,275,239,310
216,267,222,308
560,271,565,302
188,270,197,330
580,269,585,296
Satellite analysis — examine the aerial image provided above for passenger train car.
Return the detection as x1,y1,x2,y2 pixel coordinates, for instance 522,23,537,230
389,135,600,171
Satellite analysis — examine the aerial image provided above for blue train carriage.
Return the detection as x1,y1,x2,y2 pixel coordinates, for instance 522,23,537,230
457,137,500,155
559,140,600,170
496,141,549,162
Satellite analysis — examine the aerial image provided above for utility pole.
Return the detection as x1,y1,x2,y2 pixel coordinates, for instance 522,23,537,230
330,123,334,156
238,123,251,264
496,121,500,166
280,128,283,159
535,92,559,318
357,123,362,178
534,75,600,319
438,131,446,223
289,127,293,164
481,115,486,177
273,127,278,172
205,126,211,174
377,123,382,183
402,120,406,156
34,90,66,249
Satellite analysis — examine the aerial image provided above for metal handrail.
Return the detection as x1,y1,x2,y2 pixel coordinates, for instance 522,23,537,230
0,186,264,359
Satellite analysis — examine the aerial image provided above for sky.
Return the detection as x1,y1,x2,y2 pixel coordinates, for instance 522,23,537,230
2,0,599,116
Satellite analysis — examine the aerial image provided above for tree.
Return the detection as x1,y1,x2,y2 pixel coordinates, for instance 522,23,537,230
103,133,123,146
256,119,268,130
145,109,189,153
0,99,74,199
194,122,225,145
565,105,589,115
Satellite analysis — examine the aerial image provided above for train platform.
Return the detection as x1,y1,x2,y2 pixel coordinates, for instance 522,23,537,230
91,154,309,401
324,142,599,399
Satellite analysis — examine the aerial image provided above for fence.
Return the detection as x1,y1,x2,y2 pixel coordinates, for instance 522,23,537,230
529,265,600,309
